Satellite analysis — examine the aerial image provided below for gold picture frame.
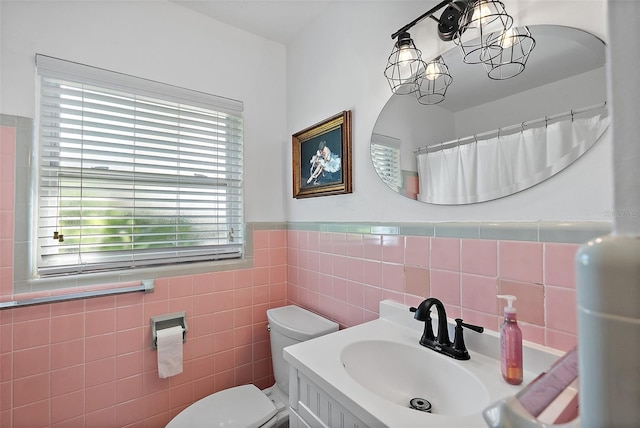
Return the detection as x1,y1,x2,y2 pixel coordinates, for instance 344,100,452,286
292,110,352,199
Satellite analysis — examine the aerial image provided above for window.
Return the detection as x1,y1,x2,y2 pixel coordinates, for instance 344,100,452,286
371,133,401,191
35,55,243,277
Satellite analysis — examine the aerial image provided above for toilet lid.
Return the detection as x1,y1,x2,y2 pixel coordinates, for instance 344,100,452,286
166,384,278,428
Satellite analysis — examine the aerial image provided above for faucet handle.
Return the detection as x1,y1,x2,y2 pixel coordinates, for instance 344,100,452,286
451,318,484,360
459,319,484,333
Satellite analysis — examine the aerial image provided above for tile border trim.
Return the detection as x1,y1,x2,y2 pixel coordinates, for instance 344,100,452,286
285,221,612,244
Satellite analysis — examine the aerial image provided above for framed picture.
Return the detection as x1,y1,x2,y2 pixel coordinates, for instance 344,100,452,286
292,110,352,199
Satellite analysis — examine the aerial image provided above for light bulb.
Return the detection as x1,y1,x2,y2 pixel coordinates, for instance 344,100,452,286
425,61,442,80
472,1,492,26
398,45,417,65
499,27,516,48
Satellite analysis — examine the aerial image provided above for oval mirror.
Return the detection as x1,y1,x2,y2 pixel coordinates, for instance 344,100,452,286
371,25,608,204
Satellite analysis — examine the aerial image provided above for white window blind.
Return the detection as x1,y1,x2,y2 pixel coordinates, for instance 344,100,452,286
35,54,244,277
371,133,402,191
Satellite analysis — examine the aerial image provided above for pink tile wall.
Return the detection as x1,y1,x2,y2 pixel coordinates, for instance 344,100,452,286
0,244,288,428
287,230,581,353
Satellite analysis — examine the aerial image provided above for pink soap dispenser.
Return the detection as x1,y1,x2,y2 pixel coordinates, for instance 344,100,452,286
497,295,523,385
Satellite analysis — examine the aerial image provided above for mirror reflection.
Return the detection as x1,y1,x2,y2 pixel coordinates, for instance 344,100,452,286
371,25,607,204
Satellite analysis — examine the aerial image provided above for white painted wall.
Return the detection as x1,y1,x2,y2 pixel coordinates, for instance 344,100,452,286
286,0,612,222
0,0,288,223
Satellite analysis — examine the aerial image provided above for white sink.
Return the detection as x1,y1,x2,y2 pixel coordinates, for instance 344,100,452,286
284,300,563,427
341,340,490,416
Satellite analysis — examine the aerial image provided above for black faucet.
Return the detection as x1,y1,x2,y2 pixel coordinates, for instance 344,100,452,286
410,298,484,360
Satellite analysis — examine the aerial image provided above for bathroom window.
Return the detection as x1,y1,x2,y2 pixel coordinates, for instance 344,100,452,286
371,133,401,192
34,55,244,277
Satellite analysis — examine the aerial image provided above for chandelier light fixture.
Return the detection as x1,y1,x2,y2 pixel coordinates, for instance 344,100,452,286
455,0,513,64
383,0,535,104
482,26,536,80
384,32,426,95
417,56,453,105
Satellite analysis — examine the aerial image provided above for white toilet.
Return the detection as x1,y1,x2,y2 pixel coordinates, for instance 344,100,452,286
166,305,338,428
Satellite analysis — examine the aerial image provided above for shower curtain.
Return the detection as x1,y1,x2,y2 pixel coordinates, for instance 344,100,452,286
417,112,609,204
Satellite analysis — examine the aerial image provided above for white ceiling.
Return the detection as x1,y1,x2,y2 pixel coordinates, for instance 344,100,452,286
171,0,337,45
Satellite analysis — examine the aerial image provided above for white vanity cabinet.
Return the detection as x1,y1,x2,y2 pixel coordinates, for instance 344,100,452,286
288,368,368,428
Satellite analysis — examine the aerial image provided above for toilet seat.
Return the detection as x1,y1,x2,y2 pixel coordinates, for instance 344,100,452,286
165,384,278,428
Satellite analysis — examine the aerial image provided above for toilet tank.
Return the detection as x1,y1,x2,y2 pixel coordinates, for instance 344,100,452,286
267,305,338,394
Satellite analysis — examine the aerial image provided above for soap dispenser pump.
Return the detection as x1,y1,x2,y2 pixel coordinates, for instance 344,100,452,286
497,294,523,385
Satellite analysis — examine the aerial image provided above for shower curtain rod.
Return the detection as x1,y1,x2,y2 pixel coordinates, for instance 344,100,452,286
414,102,607,155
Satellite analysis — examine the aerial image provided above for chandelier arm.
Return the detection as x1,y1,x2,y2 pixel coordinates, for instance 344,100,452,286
391,0,458,40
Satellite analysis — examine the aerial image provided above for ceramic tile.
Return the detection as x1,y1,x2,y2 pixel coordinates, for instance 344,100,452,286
233,288,252,308
362,234,382,261
544,243,580,288
479,222,539,241
518,323,545,346
434,223,480,239
115,397,144,427
346,233,364,258
51,390,84,424
461,274,498,314
11,399,50,428
85,333,116,362
50,339,84,370
362,260,382,288
51,313,84,343
331,232,348,256
116,351,143,380
347,281,364,307
545,329,577,352
347,258,364,283
382,235,404,264
546,286,577,334
213,271,234,292
13,373,49,407
538,221,610,244
233,269,253,289
253,230,269,249
332,255,348,279
363,285,383,313
169,276,193,298
117,304,144,331
381,263,404,293
308,231,320,251
332,277,348,302
85,309,116,337
269,266,287,284
461,239,497,276
499,241,543,284
214,310,234,332
405,236,429,267
431,237,460,272
347,305,365,327
192,273,215,295
269,230,286,248
404,266,430,298
12,318,50,350
116,327,143,355
13,346,49,379
85,357,116,387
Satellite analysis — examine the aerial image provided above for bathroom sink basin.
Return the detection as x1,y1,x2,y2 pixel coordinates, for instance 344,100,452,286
341,340,490,416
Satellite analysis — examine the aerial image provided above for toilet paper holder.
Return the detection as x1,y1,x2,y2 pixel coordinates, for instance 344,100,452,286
150,311,188,350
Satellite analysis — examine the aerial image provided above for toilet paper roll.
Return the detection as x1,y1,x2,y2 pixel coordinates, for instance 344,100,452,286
157,325,184,379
